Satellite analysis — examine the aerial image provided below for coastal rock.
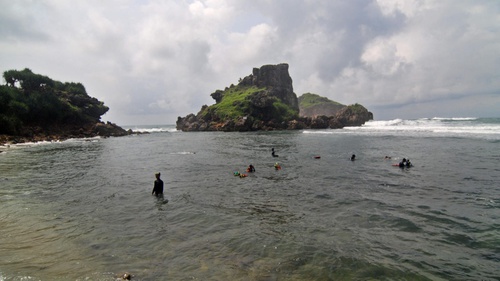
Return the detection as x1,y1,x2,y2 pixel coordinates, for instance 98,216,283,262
310,115,330,129
333,104,374,127
298,93,345,118
176,63,373,131
92,122,129,137
0,121,142,145
177,63,299,132
300,104,373,129
297,93,373,129
239,63,299,111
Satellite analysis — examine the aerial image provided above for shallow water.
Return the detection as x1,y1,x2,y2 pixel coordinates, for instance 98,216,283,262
1,118,499,280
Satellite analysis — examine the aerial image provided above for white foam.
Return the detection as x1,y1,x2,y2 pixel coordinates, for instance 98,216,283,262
431,117,477,121
303,130,334,135
307,118,500,139
124,125,178,133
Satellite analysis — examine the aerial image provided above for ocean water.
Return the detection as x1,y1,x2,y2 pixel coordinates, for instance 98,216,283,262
0,117,499,281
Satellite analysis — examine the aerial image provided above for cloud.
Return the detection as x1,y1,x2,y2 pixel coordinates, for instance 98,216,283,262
1,0,499,125
0,1,53,42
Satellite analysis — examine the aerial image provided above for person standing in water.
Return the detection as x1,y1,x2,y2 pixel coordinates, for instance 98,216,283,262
152,172,164,196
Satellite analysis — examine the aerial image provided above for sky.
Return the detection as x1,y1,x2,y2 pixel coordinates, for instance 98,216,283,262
1,0,499,125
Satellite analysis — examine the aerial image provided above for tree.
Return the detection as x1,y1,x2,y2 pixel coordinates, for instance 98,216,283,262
2,68,54,92
3,70,18,87
1,68,111,136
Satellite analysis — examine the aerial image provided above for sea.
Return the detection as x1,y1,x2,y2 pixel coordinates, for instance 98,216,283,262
0,117,499,281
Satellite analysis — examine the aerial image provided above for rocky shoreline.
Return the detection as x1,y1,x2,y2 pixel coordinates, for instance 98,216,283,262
0,121,142,146
177,104,373,132
0,68,145,147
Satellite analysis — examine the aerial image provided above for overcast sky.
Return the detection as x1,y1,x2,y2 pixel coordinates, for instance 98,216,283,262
1,0,499,125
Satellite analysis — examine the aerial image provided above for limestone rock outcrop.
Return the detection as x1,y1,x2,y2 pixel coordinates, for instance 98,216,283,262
238,63,299,111
176,63,373,131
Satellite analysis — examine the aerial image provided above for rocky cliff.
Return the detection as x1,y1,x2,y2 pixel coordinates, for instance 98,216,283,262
176,63,373,131
177,63,299,131
239,63,299,111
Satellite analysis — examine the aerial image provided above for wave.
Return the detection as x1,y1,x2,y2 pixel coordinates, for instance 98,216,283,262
170,151,196,155
304,117,500,139
124,125,178,133
430,117,478,121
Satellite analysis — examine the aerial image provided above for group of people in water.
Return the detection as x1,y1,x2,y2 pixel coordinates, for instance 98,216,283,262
398,158,413,168
351,154,412,168
233,164,257,178
153,148,414,196
232,148,284,178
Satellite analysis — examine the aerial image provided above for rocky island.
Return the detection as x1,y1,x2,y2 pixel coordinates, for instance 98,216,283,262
0,68,134,145
176,63,373,131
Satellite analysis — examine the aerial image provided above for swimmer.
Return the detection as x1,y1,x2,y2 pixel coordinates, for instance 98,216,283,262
398,158,407,168
247,164,255,172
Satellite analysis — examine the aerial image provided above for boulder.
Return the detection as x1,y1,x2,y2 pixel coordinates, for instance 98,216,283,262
92,122,129,137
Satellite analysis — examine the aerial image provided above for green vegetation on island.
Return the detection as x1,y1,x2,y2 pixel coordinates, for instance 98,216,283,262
1,68,128,143
298,93,344,109
298,93,347,118
201,85,298,124
177,63,373,131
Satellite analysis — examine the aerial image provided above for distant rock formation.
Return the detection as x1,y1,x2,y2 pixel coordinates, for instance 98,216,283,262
297,93,373,129
176,63,373,131
298,93,346,118
285,103,373,130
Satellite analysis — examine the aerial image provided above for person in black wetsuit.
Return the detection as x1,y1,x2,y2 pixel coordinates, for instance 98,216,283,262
272,148,279,157
351,154,356,161
152,172,164,196
247,164,256,172
399,158,407,168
